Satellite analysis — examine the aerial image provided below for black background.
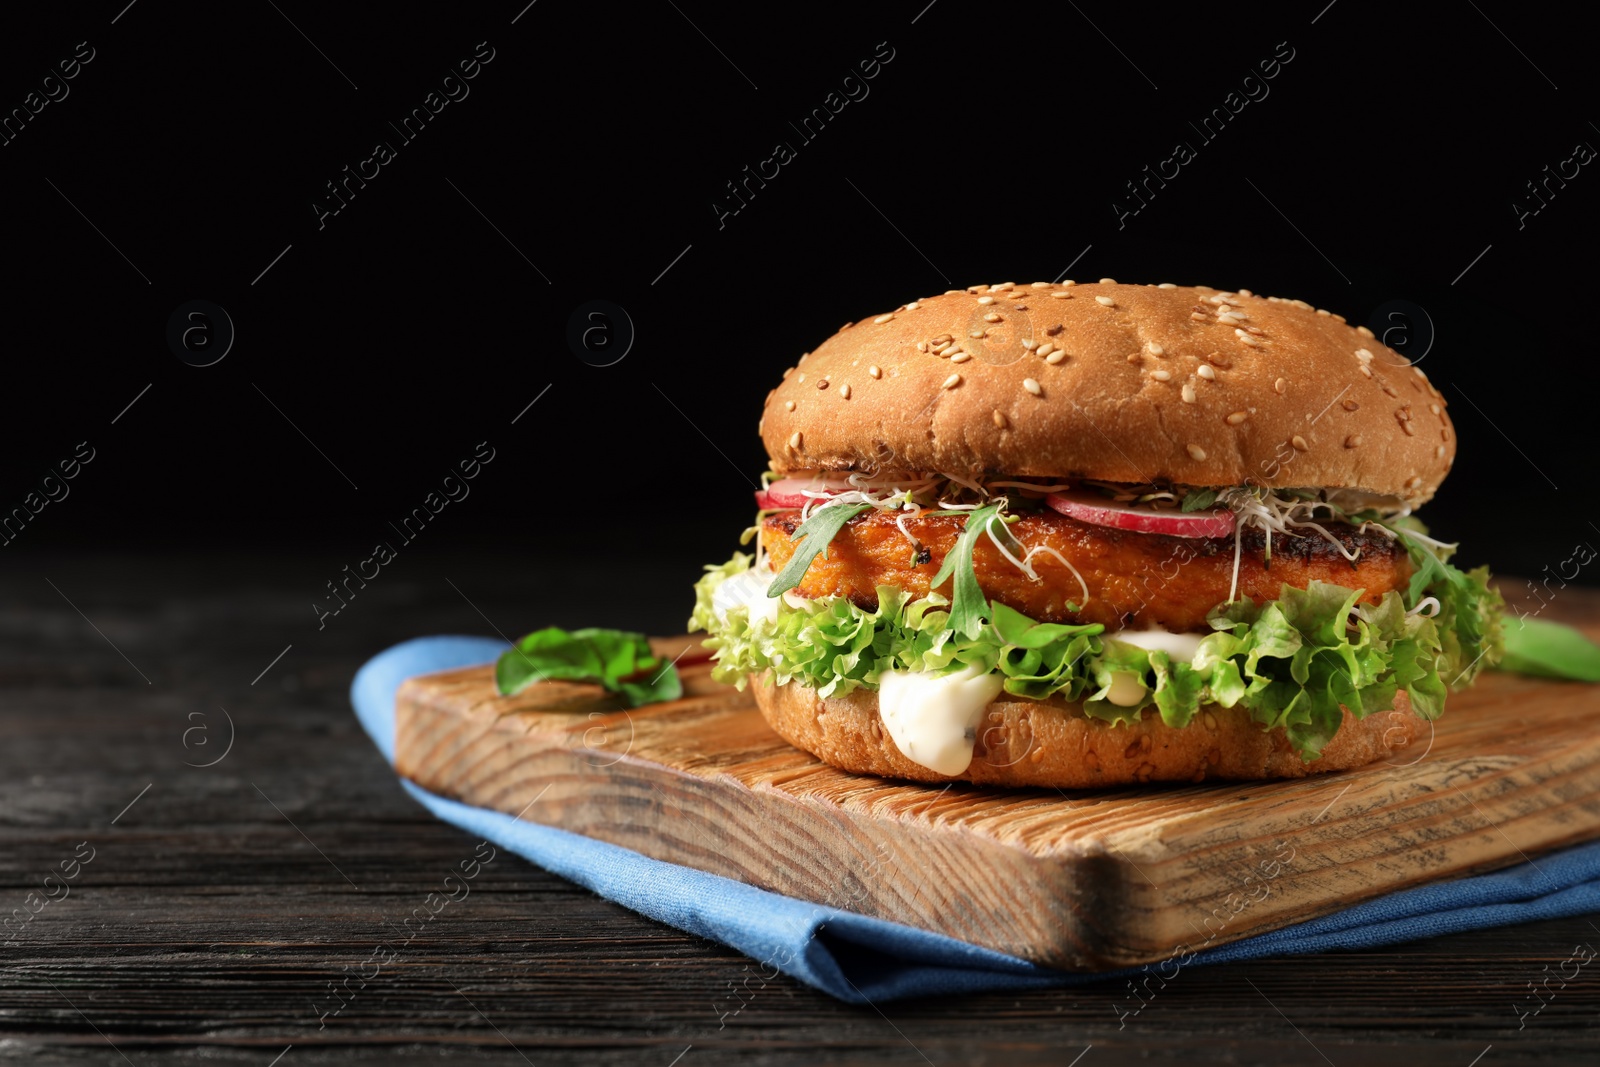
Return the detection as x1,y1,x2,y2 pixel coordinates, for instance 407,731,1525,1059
2,0,1595,629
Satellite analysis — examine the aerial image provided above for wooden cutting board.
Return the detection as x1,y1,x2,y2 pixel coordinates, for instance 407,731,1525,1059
394,616,1600,971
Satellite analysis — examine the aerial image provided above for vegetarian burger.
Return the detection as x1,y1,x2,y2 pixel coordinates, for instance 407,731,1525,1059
688,281,1504,787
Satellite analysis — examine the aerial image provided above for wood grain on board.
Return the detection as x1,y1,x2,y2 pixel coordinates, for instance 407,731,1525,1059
395,632,1600,971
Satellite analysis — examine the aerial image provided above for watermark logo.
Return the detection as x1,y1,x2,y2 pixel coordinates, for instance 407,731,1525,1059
167,300,234,367
567,300,634,367
182,706,235,768
1366,299,1433,365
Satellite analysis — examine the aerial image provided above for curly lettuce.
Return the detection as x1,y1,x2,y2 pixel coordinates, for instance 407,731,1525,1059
690,538,1507,760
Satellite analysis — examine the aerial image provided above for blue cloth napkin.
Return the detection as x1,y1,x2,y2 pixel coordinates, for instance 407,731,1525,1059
351,636,1600,1003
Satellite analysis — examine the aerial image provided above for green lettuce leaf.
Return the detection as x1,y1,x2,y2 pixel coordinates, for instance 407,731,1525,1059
929,504,1002,639
496,626,681,706
689,541,1509,761
1498,617,1600,682
1390,529,1504,687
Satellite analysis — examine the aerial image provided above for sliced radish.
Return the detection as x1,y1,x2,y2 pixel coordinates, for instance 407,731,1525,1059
754,475,856,510
1045,491,1235,538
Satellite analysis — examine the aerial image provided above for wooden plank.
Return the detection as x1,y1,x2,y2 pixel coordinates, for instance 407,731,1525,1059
4,554,1598,1061
395,628,1600,970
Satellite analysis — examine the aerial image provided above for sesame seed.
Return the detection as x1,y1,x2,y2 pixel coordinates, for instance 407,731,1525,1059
1045,350,1067,365
1218,311,1245,324
1127,353,1141,364
969,329,986,339
869,365,881,378
1382,382,1399,397
993,282,1015,290
1357,325,1375,338
1291,435,1309,451
1355,348,1373,363
1046,324,1064,336
942,373,961,390
1050,290,1073,299
1190,312,1210,322
1273,377,1287,395
967,285,986,293
1226,410,1248,425
798,353,809,364
818,379,829,390
1430,403,1441,415
1181,382,1197,403
1236,331,1259,346
1316,308,1331,316
977,296,995,305
1036,342,1054,356
874,313,895,324
983,312,1002,322
944,290,964,296
1061,279,1077,286
916,341,928,353
789,432,803,450
1023,378,1042,396
993,409,1008,427
1436,444,1446,458
1345,434,1362,448
933,333,953,342
1358,365,1373,378
798,373,806,383
1237,288,1253,297
1406,475,1423,489
950,352,971,363
1150,369,1172,381
1343,399,1360,411
840,384,851,399
1186,444,1207,460
1021,338,1039,350
784,400,796,411
1031,281,1051,289
1197,364,1216,380
1414,366,1428,379
1095,296,1116,307
905,301,920,311
1400,420,1415,436
1099,277,1117,284
1147,342,1165,356
1158,282,1177,289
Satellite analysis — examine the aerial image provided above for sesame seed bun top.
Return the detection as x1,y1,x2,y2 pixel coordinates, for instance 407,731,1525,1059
759,281,1455,507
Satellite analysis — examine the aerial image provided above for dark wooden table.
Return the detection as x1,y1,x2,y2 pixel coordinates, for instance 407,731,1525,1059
3,552,1597,1065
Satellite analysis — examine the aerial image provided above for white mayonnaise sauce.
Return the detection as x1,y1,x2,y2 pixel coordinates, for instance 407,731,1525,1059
1106,626,1206,663
711,566,781,626
878,665,1004,776
1104,671,1149,706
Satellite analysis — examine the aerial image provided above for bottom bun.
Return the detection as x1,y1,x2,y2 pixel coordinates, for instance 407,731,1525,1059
749,675,1426,787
